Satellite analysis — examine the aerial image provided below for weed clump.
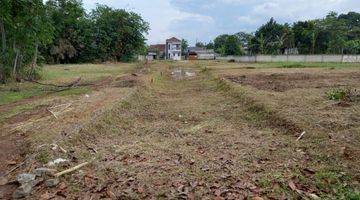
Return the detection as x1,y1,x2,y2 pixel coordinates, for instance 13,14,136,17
326,88,351,101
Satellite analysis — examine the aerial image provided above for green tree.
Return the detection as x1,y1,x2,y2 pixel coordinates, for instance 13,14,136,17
0,0,54,82
224,35,242,56
44,0,86,63
90,5,149,61
195,42,205,48
205,41,214,49
338,12,360,41
322,12,347,54
235,32,253,47
293,20,319,54
214,34,229,54
181,39,188,55
252,18,286,54
344,40,360,54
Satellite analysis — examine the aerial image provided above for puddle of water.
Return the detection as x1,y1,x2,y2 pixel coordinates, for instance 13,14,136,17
171,68,196,80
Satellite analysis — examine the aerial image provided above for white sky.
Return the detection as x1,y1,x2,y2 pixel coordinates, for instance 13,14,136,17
81,0,360,45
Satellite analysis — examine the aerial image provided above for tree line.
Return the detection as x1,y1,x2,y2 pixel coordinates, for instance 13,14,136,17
0,0,149,83
198,12,360,56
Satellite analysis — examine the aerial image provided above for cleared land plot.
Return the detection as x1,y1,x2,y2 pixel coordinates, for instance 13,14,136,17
0,61,359,199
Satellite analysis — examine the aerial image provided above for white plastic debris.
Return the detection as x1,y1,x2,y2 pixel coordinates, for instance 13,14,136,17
47,158,68,167
185,72,196,77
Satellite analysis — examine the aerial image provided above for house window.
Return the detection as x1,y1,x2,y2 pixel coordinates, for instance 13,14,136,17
168,44,171,50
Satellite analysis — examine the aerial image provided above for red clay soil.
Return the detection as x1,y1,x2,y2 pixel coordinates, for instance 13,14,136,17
225,72,360,92
0,132,29,199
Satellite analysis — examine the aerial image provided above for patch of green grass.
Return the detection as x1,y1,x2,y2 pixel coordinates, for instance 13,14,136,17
0,104,37,124
0,84,44,105
255,62,360,69
41,63,134,83
256,178,272,187
314,171,359,199
0,63,134,105
36,151,51,164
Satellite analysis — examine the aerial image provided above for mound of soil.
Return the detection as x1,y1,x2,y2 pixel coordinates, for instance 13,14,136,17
225,72,360,92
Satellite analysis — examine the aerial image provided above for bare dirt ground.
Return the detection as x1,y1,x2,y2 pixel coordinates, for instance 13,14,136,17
222,68,360,92
0,61,359,199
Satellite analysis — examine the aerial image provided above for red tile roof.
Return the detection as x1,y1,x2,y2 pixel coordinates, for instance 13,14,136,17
149,44,166,52
166,37,181,43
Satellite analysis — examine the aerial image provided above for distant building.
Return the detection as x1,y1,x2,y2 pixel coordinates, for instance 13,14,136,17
147,37,182,61
148,44,166,60
165,37,182,60
186,47,216,60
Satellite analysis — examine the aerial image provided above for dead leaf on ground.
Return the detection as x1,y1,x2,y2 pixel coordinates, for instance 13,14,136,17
253,197,264,200
288,180,297,191
214,196,225,200
188,192,195,200
137,185,145,193
58,182,67,190
302,168,316,177
0,177,8,186
40,192,55,200
84,176,94,187
214,189,221,197
106,189,116,198
6,160,17,166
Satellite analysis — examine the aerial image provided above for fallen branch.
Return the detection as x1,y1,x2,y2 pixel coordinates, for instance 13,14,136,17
296,131,306,141
47,103,72,119
47,108,58,119
24,77,82,88
55,161,90,177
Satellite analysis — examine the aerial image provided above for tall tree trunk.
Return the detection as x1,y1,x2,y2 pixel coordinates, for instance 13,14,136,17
30,41,39,78
0,20,5,82
13,40,19,77
0,20,5,53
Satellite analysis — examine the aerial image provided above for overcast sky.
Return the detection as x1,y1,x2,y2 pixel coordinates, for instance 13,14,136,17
82,0,359,45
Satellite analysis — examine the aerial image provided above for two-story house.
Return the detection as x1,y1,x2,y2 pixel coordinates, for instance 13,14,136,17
165,37,181,60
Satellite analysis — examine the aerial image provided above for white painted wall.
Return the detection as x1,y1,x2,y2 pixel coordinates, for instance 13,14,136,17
217,55,360,63
166,42,181,60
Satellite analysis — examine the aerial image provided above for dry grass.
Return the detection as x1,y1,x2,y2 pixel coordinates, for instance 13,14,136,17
1,61,359,199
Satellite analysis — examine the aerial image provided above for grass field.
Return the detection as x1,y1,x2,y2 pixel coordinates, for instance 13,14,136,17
0,60,359,199
0,63,134,105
